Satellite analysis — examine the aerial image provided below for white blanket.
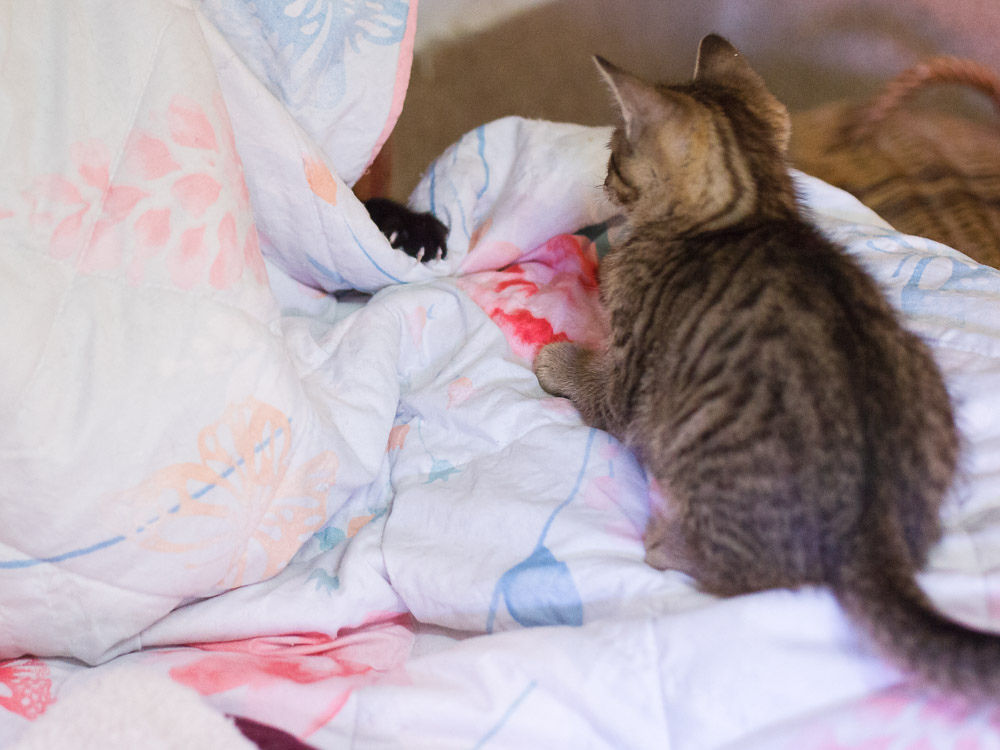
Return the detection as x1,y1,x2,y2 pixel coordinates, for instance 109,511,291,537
3,1,1000,748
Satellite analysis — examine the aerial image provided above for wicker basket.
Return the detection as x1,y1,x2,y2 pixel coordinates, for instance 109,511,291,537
791,57,1000,269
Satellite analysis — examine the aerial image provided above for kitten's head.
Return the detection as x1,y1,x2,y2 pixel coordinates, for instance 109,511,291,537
597,35,795,233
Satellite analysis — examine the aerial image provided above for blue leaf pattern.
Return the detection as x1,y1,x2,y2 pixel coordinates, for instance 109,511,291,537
426,458,460,484
412,418,462,484
894,254,1000,326
201,0,409,110
314,526,346,552
307,568,340,593
486,429,595,633
497,545,582,629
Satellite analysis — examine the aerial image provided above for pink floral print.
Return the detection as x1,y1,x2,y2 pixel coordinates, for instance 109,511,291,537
459,233,609,362
0,659,54,721
9,94,264,291
168,612,414,738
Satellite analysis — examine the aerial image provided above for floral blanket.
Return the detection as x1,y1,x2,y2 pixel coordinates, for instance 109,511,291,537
3,1,1000,748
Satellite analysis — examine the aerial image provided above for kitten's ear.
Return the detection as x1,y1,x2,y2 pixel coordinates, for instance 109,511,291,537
693,34,791,151
594,56,679,141
693,35,755,85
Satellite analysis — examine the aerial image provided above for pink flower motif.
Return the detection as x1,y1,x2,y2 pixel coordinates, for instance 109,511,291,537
169,96,219,151
125,135,181,180
169,612,414,738
142,93,256,289
171,174,222,218
15,94,261,292
72,139,111,192
21,140,108,262
458,233,607,362
104,185,149,222
128,208,171,283
49,206,89,260
446,377,475,409
0,659,54,721
169,226,208,290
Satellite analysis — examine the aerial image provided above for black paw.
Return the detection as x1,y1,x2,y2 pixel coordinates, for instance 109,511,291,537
364,198,449,263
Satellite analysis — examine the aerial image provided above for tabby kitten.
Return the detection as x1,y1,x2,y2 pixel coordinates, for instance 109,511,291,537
535,34,1000,698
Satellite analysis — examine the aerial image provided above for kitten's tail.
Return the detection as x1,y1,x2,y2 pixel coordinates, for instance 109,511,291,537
834,527,1000,700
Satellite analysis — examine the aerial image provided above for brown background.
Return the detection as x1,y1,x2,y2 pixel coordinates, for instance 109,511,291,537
389,0,1000,200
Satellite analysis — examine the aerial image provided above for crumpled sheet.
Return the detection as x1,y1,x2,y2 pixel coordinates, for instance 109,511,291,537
4,1,1000,748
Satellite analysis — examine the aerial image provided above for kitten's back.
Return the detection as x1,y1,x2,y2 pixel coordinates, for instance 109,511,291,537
641,219,949,572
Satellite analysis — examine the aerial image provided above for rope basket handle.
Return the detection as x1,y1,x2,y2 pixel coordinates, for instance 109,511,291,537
849,56,1000,140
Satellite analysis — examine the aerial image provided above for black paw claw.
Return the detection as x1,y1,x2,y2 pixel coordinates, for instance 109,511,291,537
364,198,449,263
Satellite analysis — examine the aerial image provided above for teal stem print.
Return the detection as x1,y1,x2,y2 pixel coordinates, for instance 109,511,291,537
485,428,595,633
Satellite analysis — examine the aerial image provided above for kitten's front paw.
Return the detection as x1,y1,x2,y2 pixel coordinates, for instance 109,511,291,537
534,342,582,398
364,198,449,263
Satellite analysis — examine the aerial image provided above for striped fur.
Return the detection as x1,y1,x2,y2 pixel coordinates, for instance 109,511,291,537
534,35,1000,699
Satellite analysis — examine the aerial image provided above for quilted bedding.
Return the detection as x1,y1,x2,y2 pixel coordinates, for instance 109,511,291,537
3,1,1000,748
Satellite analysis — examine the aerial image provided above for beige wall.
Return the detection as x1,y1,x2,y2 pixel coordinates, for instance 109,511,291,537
393,0,1000,199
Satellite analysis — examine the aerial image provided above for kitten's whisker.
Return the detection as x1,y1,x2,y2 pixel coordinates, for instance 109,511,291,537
389,231,398,245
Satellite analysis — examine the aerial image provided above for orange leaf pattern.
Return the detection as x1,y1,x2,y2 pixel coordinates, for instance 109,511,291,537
114,398,337,590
